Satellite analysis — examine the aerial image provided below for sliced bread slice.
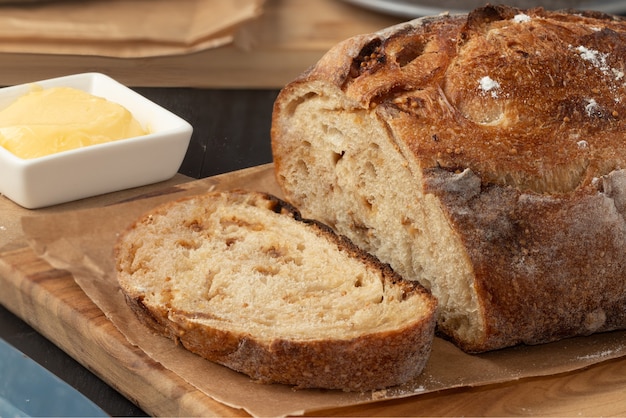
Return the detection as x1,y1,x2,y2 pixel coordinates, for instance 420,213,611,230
114,190,437,391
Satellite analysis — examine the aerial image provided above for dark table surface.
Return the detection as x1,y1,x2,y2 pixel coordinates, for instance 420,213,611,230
0,87,279,416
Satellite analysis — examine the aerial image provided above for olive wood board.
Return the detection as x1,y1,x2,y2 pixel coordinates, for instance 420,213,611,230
1,164,626,416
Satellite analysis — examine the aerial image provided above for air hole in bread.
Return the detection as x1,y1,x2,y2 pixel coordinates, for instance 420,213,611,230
254,265,280,276
264,244,285,258
225,237,238,247
322,124,347,153
401,216,421,238
350,38,385,78
284,92,318,117
296,159,309,176
184,218,204,232
364,161,377,180
175,239,200,250
395,40,425,67
463,4,509,38
332,151,344,165
362,196,373,212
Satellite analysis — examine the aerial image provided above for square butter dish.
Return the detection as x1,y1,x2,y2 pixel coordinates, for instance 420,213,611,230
0,72,193,209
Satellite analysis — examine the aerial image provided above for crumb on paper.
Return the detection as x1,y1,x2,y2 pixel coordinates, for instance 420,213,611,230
371,384,426,401
577,349,616,360
371,389,388,400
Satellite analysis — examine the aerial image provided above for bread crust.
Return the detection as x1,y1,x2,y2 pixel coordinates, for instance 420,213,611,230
278,5,626,194
424,168,626,351
115,190,437,390
271,6,626,352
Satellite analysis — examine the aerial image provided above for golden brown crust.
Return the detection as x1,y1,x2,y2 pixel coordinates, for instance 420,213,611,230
167,307,435,391
123,281,435,390
293,5,626,195
115,190,437,390
271,6,626,352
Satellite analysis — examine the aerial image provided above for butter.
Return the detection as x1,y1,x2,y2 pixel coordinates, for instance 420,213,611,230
0,86,148,159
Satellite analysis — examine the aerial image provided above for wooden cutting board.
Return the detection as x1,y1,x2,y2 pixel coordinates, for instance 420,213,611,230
1,164,626,417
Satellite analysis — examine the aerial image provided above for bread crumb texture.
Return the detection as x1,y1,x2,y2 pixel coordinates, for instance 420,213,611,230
115,190,436,390
271,5,626,352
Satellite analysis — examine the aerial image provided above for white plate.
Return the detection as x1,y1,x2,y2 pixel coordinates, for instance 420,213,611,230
0,73,193,209
342,0,626,17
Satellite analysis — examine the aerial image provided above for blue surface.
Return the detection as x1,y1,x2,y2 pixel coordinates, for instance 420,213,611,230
0,338,107,417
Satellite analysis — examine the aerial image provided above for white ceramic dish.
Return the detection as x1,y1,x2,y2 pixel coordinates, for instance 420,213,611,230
0,73,193,209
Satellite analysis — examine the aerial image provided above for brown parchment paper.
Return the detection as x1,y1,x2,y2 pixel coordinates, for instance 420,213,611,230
0,0,264,57
20,165,626,417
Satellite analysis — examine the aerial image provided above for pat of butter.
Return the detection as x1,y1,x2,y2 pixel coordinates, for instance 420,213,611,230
0,86,149,159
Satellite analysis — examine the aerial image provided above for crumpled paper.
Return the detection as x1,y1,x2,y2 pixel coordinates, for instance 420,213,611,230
0,0,264,57
19,165,626,417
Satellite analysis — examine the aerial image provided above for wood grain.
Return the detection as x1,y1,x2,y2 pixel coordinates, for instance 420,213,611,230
311,358,626,416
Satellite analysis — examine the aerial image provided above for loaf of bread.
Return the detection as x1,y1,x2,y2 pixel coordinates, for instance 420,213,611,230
114,190,437,391
271,5,626,353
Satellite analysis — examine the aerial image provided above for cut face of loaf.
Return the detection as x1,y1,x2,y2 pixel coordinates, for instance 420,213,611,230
271,5,626,352
114,190,437,391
